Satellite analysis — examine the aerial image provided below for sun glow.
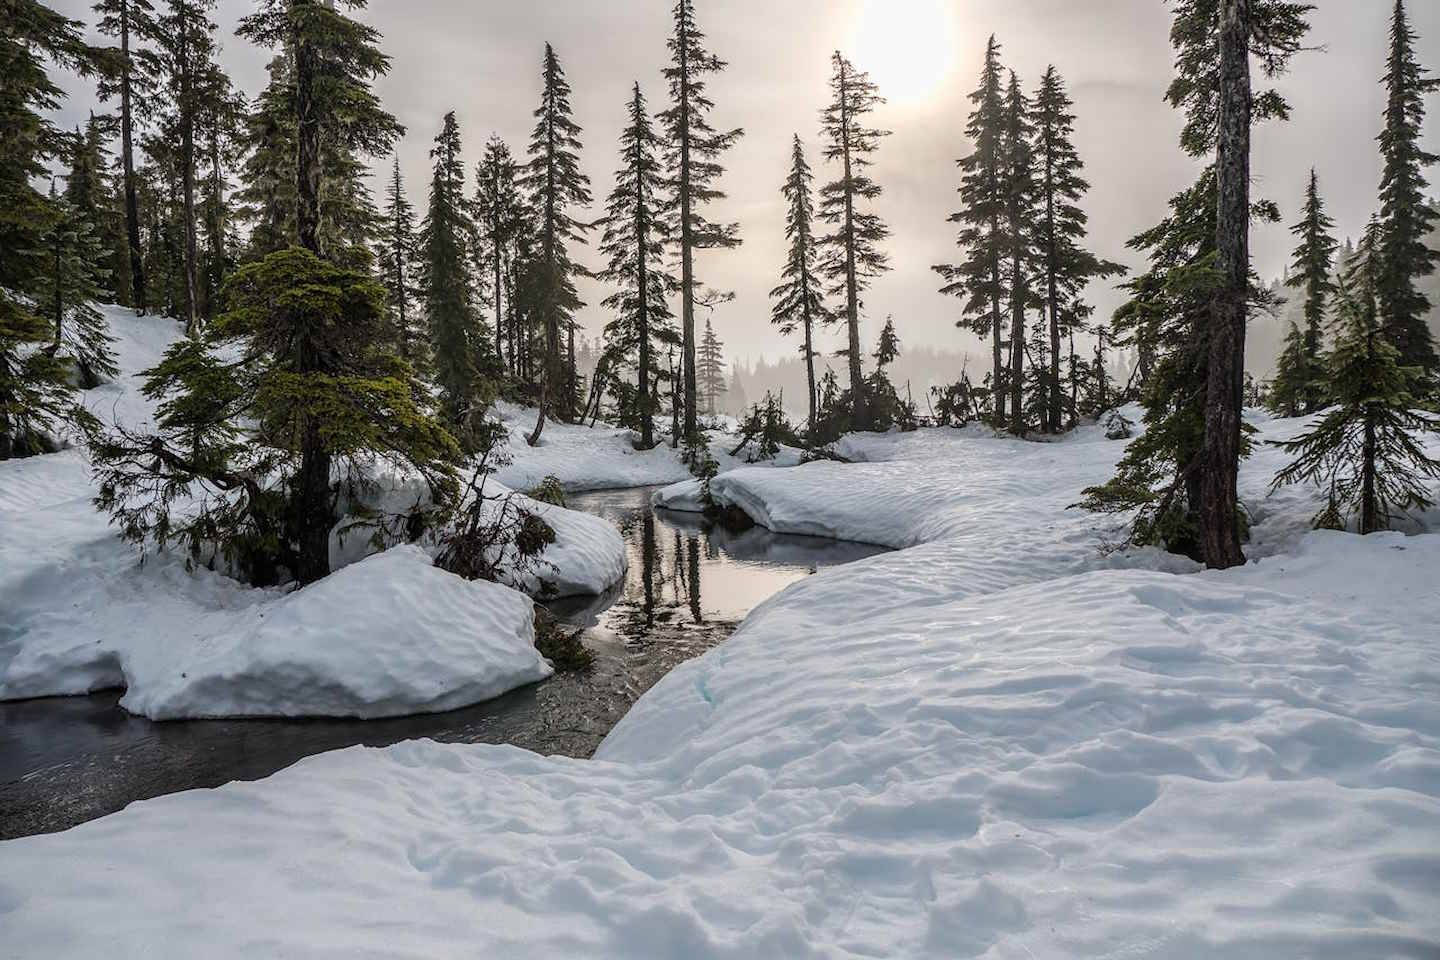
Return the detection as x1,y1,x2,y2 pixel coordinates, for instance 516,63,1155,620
852,0,957,105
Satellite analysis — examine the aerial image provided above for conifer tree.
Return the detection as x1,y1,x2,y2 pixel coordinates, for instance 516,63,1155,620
874,316,900,369
770,135,830,431
818,51,891,429
43,183,117,389
1272,168,1337,416
94,0,160,314
376,154,420,361
1375,0,1440,376
1082,0,1310,561
660,0,743,445
475,135,522,369
1033,65,1125,432
1272,262,1440,533
1001,70,1038,434
421,112,484,422
595,83,678,448
697,319,727,415
520,43,591,444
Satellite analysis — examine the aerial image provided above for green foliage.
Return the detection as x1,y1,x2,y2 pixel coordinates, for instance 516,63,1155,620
697,318,727,415
41,184,117,388
729,392,798,463
1272,169,1337,417
770,135,830,429
526,475,567,508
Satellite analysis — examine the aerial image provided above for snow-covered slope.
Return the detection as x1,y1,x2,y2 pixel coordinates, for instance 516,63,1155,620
3,401,1437,956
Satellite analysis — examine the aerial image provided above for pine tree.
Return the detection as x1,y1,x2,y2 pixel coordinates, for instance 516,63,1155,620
770,135,830,432
196,62,243,322
520,43,591,443
1375,0,1440,376
43,182,117,389
1000,70,1038,434
1272,263,1440,533
936,36,1008,425
1033,65,1126,433
376,154,421,362
659,0,743,446
697,319,727,415
595,83,678,448
421,112,485,423
873,316,900,369
1272,168,1337,416
818,51,891,430
1082,0,1310,561
475,135,522,371
94,0,160,314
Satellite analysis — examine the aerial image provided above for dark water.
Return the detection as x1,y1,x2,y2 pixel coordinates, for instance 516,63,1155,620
0,487,885,840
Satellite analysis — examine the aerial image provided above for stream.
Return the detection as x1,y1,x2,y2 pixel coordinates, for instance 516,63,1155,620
0,486,885,840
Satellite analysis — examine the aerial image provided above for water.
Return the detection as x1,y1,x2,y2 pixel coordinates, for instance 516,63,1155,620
0,486,886,839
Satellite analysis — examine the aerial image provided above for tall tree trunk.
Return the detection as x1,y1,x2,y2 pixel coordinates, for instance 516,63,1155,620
989,247,1004,425
1046,198,1061,433
120,0,147,315
838,62,868,428
1198,0,1251,570
206,127,225,318
294,0,322,256
1008,246,1024,434
637,188,653,448
493,229,503,367
802,298,816,432
178,1,199,337
678,18,698,444
1361,404,1378,535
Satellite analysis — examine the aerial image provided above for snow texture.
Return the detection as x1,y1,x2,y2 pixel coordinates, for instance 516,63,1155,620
3,401,1439,956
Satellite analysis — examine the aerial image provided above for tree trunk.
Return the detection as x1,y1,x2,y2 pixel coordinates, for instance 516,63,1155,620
120,0,147,315
989,248,1004,425
802,297,817,432
1046,200,1061,433
678,19,699,445
1361,405,1378,534
637,189,653,448
493,227,504,367
838,63,868,428
178,1,199,337
294,0,322,256
1197,0,1251,570
1008,246,1025,434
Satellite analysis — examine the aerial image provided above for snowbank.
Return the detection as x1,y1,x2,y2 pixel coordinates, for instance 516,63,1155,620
4,402,1439,956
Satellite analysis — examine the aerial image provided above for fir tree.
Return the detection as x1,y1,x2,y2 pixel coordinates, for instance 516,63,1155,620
770,135,830,432
42,183,117,388
376,154,421,362
475,135,522,370
936,35,1008,425
594,83,678,449
1375,0,1440,376
94,0,160,314
818,51,891,429
873,316,900,369
1033,65,1126,433
421,111,484,423
1001,70,1038,434
659,0,743,446
1271,168,1337,416
520,43,591,443
1271,266,1440,533
196,63,243,322
697,319,727,415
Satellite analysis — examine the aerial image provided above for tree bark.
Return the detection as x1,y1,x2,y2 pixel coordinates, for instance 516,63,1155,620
1008,243,1025,434
177,0,199,337
636,153,653,448
120,0,147,314
1046,182,1061,433
678,16,699,444
294,0,322,256
1361,405,1378,534
838,61,868,428
1197,0,1251,570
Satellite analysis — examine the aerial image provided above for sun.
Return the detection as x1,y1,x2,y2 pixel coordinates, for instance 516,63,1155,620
852,0,957,105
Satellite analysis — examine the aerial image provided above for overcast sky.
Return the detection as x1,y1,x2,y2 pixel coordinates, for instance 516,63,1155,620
45,0,1440,366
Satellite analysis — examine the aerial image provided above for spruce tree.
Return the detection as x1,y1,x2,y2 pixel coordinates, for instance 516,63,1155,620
1033,65,1125,433
659,0,742,445
1272,264,1440,533
475,135,522,370
697,319,727,415
1375,0,1440,376
594,83,678,449
520,43,591,444
770,134,830,432
94,0,160,314
1000,70,1038,434
818,51,891,429
376,154,420,362
43,183,117,389
936,36,1008,425
421,112,484,423
1272,168,1337,416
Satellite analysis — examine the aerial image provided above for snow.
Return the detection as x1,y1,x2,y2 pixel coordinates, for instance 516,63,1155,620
0,306,613,715
4,400,1439,956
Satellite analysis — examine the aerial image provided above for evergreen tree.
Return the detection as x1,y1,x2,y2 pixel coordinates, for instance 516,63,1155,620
770,135,830,432
520,43,591,443
936,35,1008,425
1272,168,1337,416
421,111,485,422
94,0,160,314
818,51,891,429
234,54,296,259
697,318,727,415
660,0,743,446
1001,70,1038,434
475,135,522,370
1272,265,1440,533
1375,0,1440,376
376,154,421,362
873,315,900,369
1033,65,1125,432
594,83,678,449
1081,0,1310,561
43,183,117,388
196,63,244,322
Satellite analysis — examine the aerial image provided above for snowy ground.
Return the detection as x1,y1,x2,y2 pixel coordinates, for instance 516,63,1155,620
4,386,1438,955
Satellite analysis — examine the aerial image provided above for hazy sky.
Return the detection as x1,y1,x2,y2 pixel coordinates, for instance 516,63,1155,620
45,0,1440,367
